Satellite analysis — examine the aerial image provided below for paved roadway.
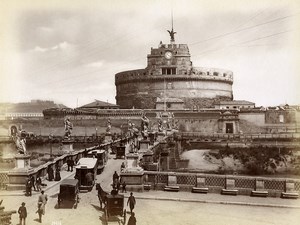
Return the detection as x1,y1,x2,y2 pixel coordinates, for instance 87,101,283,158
1,150,300,225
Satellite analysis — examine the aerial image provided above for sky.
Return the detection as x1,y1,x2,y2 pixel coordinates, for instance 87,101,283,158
0,0,299,108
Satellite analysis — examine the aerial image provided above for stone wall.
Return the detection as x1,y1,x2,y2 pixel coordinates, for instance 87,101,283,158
115,74,233,109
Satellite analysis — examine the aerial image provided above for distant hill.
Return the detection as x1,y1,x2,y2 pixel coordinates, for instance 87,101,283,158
0,100,67,113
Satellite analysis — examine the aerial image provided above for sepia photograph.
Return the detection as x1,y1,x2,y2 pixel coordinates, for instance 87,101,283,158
0,0,300,224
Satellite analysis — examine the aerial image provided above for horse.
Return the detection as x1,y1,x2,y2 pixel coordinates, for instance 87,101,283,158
96,183,108,209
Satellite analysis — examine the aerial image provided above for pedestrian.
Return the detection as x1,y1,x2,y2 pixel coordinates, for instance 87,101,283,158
30,175,36,191
121,180,127,193
113,171,119,183
54,166,61,181
18,202,27,225
127,192,136,214
120,162,126,171
37,190,48,223
67,158,71,171
36,176,42,191
127,212,137,225
85,172,93,186
25,178,32,196
69,159,74,172
47,166,54,181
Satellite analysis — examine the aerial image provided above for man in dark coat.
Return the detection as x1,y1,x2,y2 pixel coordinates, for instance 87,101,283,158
113,171,119,182
30,175,36,191
54,167,61,181
69,159,74,172
47,166,54,181
127,192,136,214
25,179,32,196
18,202,27,225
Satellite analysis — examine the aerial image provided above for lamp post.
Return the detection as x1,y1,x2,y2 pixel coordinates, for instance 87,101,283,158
95,127,98,142
49,134,53,158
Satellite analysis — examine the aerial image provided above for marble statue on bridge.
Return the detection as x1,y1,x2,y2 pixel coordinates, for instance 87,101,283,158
64,117,73,140
141,114,150,139
106,119,112,134
15,130,27,155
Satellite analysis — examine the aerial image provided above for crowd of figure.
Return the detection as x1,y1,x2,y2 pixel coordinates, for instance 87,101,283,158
112,171,127,194
18,190,48,224
25,175,42,197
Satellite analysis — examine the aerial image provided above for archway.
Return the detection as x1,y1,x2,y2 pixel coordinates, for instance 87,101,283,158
10,125,18,136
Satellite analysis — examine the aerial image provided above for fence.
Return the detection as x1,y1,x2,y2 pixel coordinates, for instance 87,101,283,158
144,171,300,197
181,132,300,140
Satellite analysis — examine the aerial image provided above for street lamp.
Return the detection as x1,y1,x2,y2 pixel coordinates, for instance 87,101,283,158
95,127,98,142
49,134,53,158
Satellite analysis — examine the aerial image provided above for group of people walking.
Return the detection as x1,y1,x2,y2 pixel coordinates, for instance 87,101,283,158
18,190,48,224
112,171,127,193
25,175,42,196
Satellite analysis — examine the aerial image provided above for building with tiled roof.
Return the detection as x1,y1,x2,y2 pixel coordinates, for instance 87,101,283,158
214,100,255,110
78,99,119,110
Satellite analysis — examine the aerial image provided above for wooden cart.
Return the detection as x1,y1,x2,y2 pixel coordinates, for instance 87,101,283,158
104,193,126,225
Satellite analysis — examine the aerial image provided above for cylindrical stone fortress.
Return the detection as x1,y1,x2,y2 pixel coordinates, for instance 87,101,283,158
115,43,233,109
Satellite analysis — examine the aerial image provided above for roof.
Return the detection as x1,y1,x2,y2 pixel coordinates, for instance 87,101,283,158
79,99,119,108
60,179,79,186
76,158,97,169
217,100,255,105
156,97,184,103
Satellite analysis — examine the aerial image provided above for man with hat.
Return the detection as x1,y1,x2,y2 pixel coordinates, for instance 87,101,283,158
18,202,27,225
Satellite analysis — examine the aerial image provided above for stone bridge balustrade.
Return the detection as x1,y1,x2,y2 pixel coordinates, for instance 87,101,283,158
2,137,132,191
143,171,300,197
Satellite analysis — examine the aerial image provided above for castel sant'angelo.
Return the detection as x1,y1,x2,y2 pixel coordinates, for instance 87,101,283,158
38,23,299,136
115,27,233,109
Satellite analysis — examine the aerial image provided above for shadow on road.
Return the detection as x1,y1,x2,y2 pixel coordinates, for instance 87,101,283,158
91,203,103,211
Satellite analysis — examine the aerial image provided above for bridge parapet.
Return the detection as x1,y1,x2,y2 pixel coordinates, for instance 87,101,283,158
144,171,300,197
2,137,132,191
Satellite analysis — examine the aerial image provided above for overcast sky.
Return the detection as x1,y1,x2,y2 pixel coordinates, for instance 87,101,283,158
0,0,299,108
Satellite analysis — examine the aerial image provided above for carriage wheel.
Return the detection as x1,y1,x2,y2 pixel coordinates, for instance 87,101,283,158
123,209,126,225
104,207,108,225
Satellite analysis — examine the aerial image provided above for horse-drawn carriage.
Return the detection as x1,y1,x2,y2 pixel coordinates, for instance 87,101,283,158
96,183,126,225
57,179,79,209
75,158,97,191
87,149,108,173
104,193,126,225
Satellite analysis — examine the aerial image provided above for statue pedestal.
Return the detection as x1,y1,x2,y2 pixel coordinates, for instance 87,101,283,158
149,132,156,145
139,139,150,153
160,150,170,171
7,154,34,191
104,133,112,143
157,132,165,142
62,139,74,154
121,153,144,192
142,150,158,171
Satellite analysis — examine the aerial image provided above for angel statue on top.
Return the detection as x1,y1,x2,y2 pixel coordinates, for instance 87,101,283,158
64,117,73,139
141,114,150,139
106,119,112,134
158,118,163,132
16,130,27,155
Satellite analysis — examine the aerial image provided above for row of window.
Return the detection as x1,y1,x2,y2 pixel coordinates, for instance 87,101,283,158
162,68,177,75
